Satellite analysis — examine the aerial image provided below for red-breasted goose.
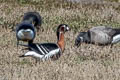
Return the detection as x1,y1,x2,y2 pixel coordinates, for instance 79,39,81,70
16,12,42,46
19,24,69,61
75,26,120,47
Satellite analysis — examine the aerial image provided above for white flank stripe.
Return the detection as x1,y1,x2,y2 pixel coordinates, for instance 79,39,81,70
44,46,50,52
36,44,45,55
44,48,60,60
25,51,44,58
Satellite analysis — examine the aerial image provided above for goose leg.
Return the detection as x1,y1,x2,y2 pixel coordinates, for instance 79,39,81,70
110,44,113,48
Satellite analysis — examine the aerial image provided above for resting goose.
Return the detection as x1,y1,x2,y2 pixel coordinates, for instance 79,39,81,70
19,24,69,61
16,12,42,46
75,26,120,47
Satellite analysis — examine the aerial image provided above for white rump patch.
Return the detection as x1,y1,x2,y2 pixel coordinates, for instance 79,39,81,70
112,34,120,44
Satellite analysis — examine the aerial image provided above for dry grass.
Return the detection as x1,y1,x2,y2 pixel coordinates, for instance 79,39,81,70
0,0,120,80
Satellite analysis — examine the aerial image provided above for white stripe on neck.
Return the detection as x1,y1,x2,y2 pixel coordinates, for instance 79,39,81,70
58,32,64,40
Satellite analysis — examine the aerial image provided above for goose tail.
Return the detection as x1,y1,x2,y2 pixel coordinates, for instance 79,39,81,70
23,12,42,30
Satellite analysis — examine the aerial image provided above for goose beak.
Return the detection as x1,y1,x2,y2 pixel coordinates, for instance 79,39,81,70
74,41,81,47
65,26,70,32
19,55,25,57
74,37,81,47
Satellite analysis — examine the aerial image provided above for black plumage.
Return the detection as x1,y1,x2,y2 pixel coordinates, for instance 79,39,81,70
23,12,42,30
28,43,61,55
16,11,42,46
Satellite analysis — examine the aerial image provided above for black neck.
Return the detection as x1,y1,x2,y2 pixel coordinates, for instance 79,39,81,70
83,31,91,43
57,32,60,41
28,40,33,45
113,29,120,36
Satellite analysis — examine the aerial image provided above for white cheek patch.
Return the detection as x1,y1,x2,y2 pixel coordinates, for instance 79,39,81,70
112,34,120,44
63,25,66,28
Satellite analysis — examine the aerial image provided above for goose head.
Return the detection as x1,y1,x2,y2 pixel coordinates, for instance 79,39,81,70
75,32,87,47
56,24,69,40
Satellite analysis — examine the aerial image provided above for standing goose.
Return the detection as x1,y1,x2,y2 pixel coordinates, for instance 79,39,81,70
75,26,120,47
16,12,42,46
19,24,69,61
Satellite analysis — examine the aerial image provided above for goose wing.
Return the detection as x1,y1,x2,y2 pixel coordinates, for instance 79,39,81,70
88,26,115,44
28,43,61,56
89,26,116,36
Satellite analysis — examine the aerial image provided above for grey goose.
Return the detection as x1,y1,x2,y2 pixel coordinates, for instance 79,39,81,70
75,26,120,47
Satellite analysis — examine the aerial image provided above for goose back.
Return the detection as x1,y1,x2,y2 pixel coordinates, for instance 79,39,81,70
89,26,115,44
